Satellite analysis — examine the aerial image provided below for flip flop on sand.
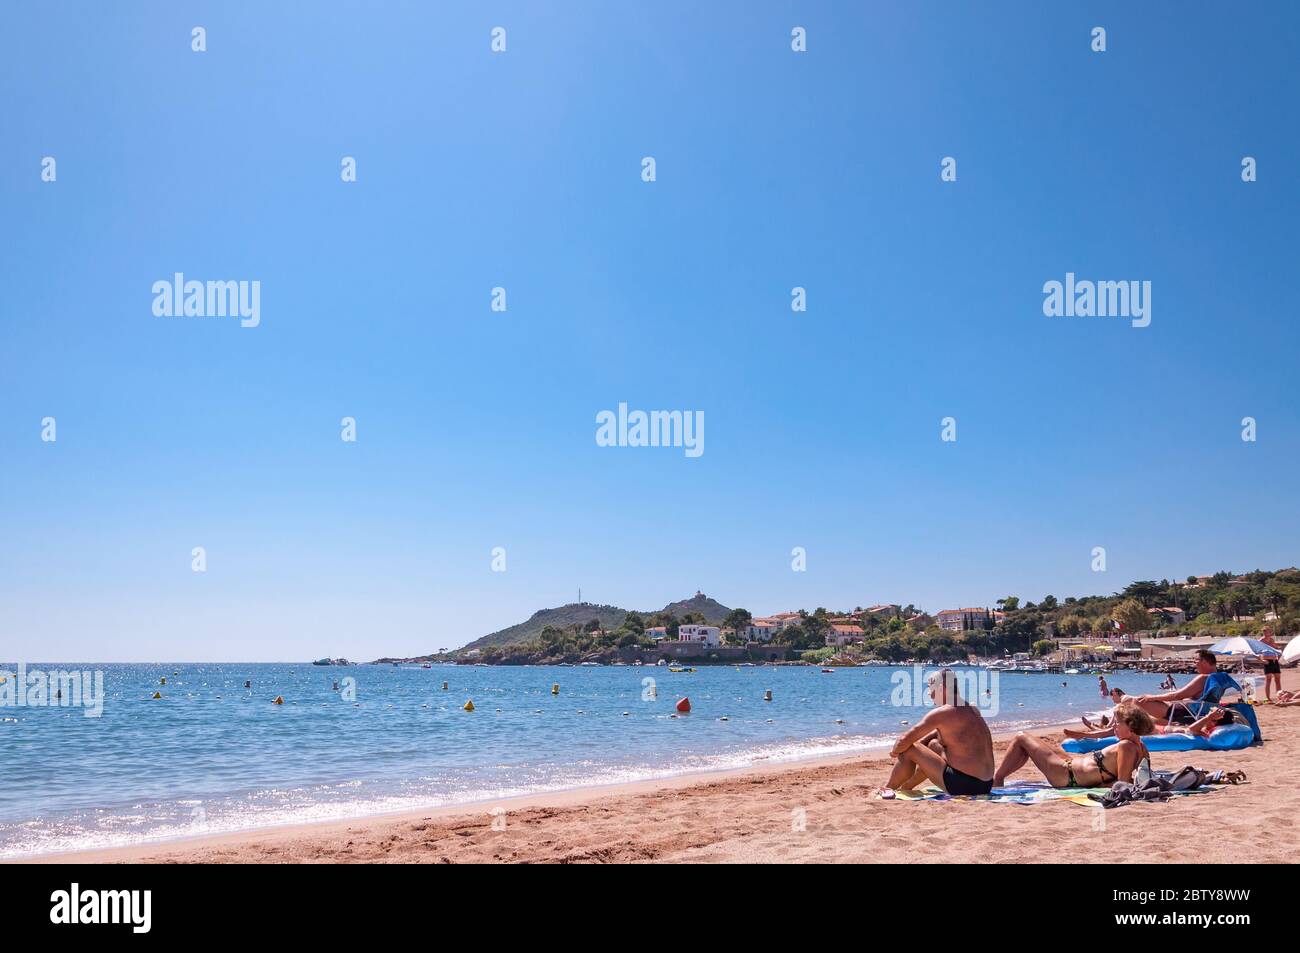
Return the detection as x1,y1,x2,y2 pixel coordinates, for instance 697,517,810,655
877,788,897,799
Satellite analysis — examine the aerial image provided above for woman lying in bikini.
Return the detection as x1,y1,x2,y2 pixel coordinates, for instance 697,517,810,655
993,700,1154,789
1069,704,1238,741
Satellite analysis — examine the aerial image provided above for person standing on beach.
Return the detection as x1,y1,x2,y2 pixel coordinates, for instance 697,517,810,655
881,669,994,797
1261,630,1282,701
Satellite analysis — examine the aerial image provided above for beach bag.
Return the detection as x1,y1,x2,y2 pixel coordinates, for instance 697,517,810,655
1166,766,1207,791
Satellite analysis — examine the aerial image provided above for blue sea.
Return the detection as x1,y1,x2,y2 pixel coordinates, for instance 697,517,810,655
0,662,1172,857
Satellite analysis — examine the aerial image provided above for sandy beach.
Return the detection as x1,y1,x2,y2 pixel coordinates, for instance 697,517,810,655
33,671,1298,864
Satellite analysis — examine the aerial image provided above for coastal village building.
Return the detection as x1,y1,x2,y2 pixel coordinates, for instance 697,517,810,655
743,613,801,642
935,608,1000,633
827,623,865,647
677,624,721,647
744,620,783,642
766,612,802,626
645,626,669,641
1147,606,1187,626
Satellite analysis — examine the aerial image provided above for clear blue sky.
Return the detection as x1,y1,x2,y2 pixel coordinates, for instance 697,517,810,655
3,3,1298,662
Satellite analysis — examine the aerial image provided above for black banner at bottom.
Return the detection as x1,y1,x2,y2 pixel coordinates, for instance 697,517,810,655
0,863,1275,938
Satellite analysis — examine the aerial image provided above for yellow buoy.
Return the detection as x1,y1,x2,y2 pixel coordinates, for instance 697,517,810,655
159,677,166,685
152,691,162,699
463,700,475,711
551,683,559,695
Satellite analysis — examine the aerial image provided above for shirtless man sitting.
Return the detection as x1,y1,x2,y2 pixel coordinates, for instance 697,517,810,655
881,669,995,796
1131,650,1239,725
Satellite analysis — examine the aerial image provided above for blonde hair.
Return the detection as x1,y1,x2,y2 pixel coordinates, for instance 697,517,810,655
1113,699,1155,736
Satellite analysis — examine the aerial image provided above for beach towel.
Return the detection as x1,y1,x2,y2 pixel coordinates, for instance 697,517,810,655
886,781,1106,807
885,772,1220,809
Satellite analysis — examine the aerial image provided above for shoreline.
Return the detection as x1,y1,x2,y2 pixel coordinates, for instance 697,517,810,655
17,670,1299,864
13,718,1077,864
36,699,1300,863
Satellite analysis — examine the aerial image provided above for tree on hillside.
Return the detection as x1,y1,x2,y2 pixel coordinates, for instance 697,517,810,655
723,608,753,643
1122,581,1162,607
780,621,806,646
1265,583,1288,620
623,611,645,635
998,596,1020,612
1057,615,1083,639
801,609,831,646
1112,598,1149,634
992,611,1041,654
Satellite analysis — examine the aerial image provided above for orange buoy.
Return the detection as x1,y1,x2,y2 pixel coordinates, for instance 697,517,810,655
273,695,284,705
463,700,475,711
675,697,691,714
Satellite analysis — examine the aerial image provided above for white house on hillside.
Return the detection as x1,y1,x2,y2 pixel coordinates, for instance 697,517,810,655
678,624,721,647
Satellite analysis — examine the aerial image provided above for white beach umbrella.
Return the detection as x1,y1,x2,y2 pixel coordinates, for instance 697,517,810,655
1208,636,1280,658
